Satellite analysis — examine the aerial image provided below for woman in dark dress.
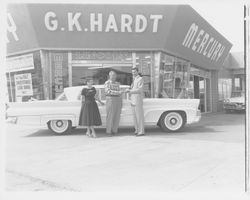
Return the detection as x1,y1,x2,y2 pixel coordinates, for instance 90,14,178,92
79,79,104,138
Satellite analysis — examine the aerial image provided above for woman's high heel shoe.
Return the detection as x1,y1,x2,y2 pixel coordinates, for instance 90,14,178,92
91,131,97,138
86,131,91,137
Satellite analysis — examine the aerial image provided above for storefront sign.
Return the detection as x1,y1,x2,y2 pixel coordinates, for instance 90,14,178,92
14,73,33,96
72,51,132,61
182,23,226,62
44,12,163,33
7,4,232,69
6,54,34,73
164,6,232,70
7,4,176,55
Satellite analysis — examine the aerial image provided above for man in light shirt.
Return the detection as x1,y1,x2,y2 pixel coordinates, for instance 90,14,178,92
126,68,145,136
104,71,123,136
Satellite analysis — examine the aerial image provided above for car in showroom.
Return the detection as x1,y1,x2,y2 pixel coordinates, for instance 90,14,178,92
223,91,245,113
6,85,201,134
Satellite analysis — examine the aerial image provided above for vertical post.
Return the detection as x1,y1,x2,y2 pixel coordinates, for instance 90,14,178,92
39,50,47,100
153,52,161,98
49,52,53,99
132,52,136,68
244,4,249,193
68,51,72,87
172,59,177,98
8,72,14,102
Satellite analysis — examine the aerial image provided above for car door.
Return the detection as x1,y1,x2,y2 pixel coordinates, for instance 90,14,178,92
119,93,133,126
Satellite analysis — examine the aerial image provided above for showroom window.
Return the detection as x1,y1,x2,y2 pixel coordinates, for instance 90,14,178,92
135,52,155,98
6,51,44,102
71,51,156,98
158,53,189,99
72,51,133,86
218,79,232,100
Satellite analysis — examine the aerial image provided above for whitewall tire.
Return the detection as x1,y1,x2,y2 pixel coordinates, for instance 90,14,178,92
48,120,72,135
159,112,185,132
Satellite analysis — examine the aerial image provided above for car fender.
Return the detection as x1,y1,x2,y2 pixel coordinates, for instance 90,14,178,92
144,109,187,124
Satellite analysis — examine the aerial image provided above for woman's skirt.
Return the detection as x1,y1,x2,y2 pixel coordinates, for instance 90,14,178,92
79,100,102,126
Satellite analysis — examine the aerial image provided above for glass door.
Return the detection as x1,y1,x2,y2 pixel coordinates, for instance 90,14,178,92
199,77,206,113
191,75,211,113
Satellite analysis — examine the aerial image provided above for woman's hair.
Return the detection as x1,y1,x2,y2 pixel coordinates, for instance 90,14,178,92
85,78,93,84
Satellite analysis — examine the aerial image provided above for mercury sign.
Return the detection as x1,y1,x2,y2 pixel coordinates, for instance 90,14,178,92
182,23,226,62
14,73,33,97
44,12,163,33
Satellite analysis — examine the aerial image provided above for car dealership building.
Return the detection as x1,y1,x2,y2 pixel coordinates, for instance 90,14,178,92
6,4,233,113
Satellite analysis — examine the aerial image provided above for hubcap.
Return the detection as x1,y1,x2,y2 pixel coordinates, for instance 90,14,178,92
164,112,183,131
56,120,63,127
170,118,177,125
50,120,69,133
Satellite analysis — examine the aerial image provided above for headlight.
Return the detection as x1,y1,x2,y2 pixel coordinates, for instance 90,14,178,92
223,99,230,103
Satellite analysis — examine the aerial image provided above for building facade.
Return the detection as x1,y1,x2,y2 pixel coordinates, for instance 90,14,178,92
6,4,233,113
217,52,245,111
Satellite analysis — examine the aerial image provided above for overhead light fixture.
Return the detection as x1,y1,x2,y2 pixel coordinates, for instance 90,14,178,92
125,57,132,60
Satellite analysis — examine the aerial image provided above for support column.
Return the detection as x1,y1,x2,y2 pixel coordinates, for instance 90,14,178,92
68,51,72,87
210,70,219,112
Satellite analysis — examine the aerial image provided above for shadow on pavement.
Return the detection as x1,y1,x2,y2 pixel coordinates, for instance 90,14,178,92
25,125,218,138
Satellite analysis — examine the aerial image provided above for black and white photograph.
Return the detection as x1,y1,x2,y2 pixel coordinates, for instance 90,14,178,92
0,0,249,199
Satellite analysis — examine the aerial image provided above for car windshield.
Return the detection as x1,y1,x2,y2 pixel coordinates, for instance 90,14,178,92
56,92,68,101
56,86,130,101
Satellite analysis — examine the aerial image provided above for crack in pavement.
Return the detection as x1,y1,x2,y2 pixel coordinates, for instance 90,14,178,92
6,169,81,192
175,158,228,191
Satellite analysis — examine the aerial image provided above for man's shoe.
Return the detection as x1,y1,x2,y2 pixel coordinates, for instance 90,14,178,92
136,133,145,137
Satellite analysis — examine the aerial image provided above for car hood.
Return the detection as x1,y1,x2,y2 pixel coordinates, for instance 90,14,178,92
228,97,245,103
7,100,68,108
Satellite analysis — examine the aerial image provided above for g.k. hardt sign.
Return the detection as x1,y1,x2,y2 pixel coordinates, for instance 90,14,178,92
44,12,163,33
6,12,163,44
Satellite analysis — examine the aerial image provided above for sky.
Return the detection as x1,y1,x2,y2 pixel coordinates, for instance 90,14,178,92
189,1,244,52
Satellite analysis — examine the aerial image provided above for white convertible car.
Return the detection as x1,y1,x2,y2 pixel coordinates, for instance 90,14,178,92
6,85,201,134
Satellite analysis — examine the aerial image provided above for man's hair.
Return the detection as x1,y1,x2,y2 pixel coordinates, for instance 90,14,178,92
132,67,139,72
109,70,117,76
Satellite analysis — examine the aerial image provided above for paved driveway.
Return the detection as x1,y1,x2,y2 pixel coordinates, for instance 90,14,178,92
5,112,245,193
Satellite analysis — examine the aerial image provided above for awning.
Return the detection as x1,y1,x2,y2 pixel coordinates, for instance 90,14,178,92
7,4,232,70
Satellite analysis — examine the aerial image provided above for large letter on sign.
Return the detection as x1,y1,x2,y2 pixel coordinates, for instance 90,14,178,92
68,13,82,31
7,13,19,41
135,15,147,32
182,23,198,48
45,12,58,31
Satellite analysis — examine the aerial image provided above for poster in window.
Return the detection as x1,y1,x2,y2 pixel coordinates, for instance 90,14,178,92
14,73,33,97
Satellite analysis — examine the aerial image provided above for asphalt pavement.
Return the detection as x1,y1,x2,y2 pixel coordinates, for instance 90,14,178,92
4,112,245,193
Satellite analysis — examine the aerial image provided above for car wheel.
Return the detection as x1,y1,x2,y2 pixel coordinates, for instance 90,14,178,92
48,120,72,135
159,111,185,132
